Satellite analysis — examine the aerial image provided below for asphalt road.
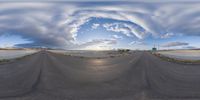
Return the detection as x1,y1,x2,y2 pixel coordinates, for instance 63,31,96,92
0,51,200,100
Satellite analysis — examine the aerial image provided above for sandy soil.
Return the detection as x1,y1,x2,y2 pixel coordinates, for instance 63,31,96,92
157,50,200,60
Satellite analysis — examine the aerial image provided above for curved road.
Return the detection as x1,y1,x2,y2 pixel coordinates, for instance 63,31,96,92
0,51,200,100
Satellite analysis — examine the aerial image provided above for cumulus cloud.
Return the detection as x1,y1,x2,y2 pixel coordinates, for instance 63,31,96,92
0,2,200,49
91,23,100,29
112,35,123,39
103,22,148,39
103,23,132,37
162,41,189,47
129,41,147,45
161,33,174,38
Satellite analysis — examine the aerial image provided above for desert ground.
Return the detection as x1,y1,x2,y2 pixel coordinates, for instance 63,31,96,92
157,50,200,60
0,50,200,100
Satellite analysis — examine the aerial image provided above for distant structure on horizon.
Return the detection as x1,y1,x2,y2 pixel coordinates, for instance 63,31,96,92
152,47,157,51
152,44,157,51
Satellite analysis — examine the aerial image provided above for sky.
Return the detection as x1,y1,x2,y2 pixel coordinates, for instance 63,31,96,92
0,1,200,50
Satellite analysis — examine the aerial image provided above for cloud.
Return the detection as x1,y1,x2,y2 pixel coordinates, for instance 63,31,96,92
0,3,76,48
112,35,123,39
73,38,117,50
161,33,174,38
0,2,200,49
91,23,100,29
103,22,147,39
60,2,200,42
129,41,147,45
0,0,199,2
183,46,198,49
162,41,189,47
103,23,132,37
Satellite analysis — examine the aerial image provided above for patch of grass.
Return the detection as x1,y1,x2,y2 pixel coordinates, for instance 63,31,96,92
79,56,85,58
152,52,200,65
96,57,102,59
64,54,72,56
110,55,115,58
0,59,10,64
117,49,130,54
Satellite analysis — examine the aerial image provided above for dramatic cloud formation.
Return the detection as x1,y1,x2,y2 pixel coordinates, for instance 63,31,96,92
0,2,200,49
102,23,147,39
162,42,189,47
